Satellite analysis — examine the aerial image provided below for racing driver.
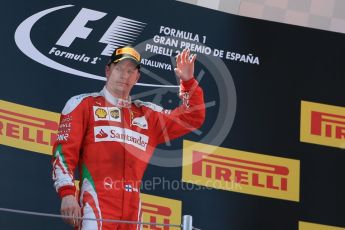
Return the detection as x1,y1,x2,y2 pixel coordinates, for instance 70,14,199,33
52,45,205,229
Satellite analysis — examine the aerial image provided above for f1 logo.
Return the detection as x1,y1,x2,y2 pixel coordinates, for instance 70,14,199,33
56,8,146,56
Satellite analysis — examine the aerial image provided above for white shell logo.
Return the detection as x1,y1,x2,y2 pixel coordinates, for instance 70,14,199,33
14,5,146,83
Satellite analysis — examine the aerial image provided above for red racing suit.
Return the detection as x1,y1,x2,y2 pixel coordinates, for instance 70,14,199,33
52,78,205,230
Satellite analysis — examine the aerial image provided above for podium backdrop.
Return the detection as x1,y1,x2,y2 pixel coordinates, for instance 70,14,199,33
0,0,344,229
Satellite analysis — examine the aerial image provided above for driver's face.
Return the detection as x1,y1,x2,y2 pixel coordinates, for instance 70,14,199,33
105,60,140,98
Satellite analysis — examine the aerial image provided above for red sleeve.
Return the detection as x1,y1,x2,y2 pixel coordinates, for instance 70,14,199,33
156,78,205,144
51,96,89,198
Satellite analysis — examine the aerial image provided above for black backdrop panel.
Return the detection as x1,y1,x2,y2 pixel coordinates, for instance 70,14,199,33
0,0,344,229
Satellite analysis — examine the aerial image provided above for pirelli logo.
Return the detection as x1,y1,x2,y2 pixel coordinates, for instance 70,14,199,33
300,101,345,149
0,100,60,155
299,221,345,230
182,140,300,201
141,193,181,230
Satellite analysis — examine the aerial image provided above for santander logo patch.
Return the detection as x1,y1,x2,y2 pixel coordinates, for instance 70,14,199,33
96,129,108,139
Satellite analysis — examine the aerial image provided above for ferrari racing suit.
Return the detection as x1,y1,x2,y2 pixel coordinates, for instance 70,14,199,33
52,78,205,230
